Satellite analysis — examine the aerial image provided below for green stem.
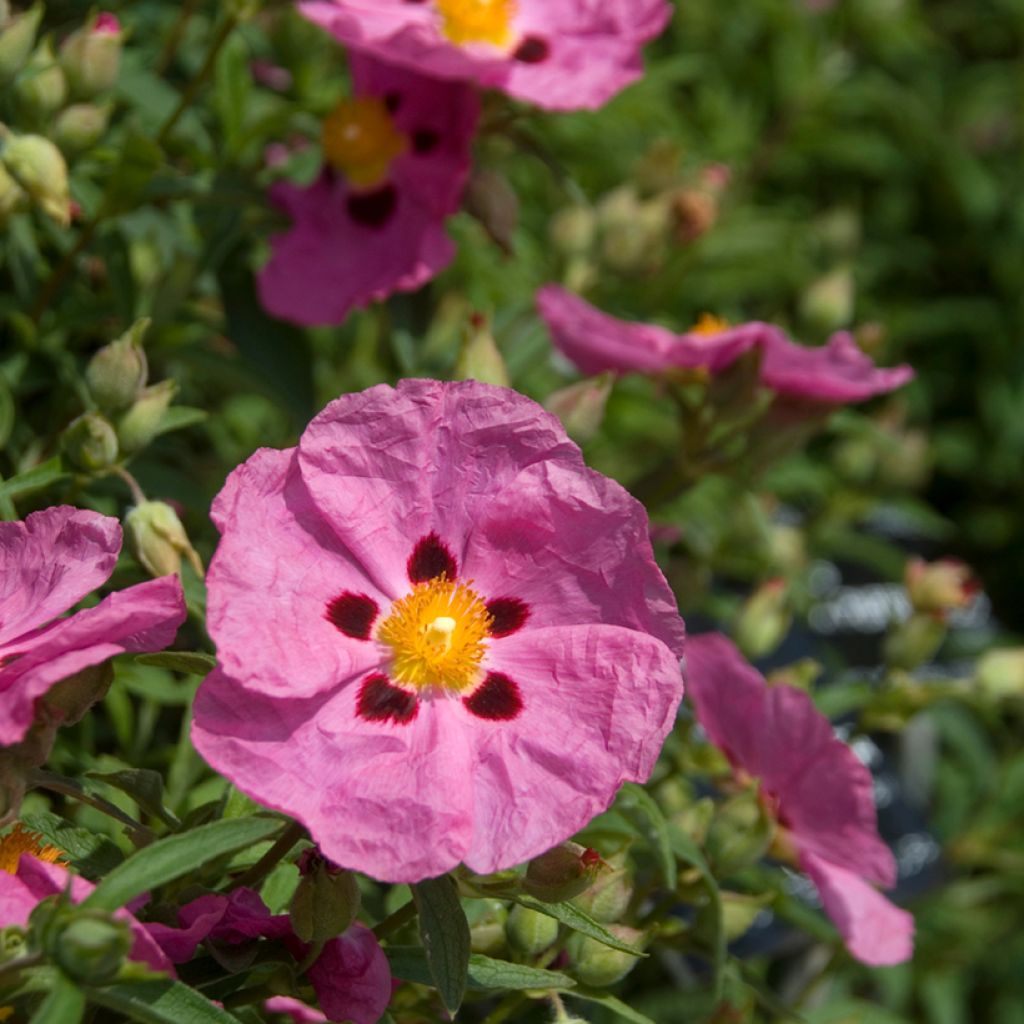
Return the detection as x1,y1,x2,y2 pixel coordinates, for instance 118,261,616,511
230,820,306,891
106,465,147,506
156,0,202,74
480,992,528,1024
0,951,43,987
372,900,418,940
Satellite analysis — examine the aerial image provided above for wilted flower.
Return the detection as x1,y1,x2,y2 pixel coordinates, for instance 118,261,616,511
686,633,913,965
193,379,685,882
257,54,478,326
298,0,672,111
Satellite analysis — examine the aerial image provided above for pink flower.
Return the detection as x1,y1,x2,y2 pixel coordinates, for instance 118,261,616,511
299,0,671,111
264,997,328,1023
538,286,914,403
192,379,685,882
148,887,391,1024
685,633,913,966
0,854,173,974
0,506,186,749
257,54,478,327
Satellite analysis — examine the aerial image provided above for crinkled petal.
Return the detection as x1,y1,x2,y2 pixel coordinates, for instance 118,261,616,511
0,507,120,648
308,922,392,1024
0,575,186,747
465,624,683,873
802,852,914,966
265,997,328,1023
464,459,684,656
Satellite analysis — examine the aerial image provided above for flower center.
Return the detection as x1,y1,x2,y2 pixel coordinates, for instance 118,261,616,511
436,0,516,48
378,577,493,692
690,313,731,338
322,96,408,190
0,825,66,875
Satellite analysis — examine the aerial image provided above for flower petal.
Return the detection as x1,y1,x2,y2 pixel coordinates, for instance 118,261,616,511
308,923,392,1024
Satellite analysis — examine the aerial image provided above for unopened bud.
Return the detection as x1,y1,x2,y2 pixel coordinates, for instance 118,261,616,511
523,842,603,904
884,612,946,671
0,160,27,225
905,558,978,616
13,39,68,122
86,319,150,412
289,849,360,945
0,2,42,84
975,648,1024,700
706,788,774,875
544,374,613,443
550,205,596,257
124,500,204,578
506,904,558,957
60,12,122,98
671,188,718,244
567,925,645,987
43,663,114,726
463,167,518,254
1,131,70,225
467,899,507,956
571,853,632,923
734,579,791,659
800,265,855,332
51,912,132,984
454,314,509,388
766,658,821,692
62,412,118,471
54,102,110,155
116,380,176,454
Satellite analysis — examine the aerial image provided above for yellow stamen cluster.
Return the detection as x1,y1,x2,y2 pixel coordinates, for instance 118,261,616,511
379,577,492,692
689,312,731,337
322,96,408,190
437,0,517,49
0,824,66,875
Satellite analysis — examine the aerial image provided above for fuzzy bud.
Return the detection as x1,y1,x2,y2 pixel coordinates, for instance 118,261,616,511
570,854,632,923
54,101,110,155
671,188,718,244
116,380,176,454
124,501,204,578
468,899,507,956
567,926,645,987
60,12,122,98
51,912,132,984
62,412,118,471
0,159,27,225
13,39,67,122
454,314,510,388
550,205,596,257
506,904,558,957
1,131,71,225
706,789,774,875
463,167,518,254
289,849,361,945
0,1,42,84
800,265,855,332
544,374,613,443
86,319,150,412
734,579,791,659
523,842,603,904
905,558,978,616
975,648,1024,700
884,612,947,671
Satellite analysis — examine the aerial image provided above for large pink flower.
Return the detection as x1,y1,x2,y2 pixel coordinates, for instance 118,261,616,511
0,506,186,749
298,0,671,111
685,633,913,966
192,379,685,882
537,285,914,404
257,54,478,327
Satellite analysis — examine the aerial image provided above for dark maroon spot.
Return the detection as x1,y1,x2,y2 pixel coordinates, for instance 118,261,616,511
412,129,440,154
513,35,549,64
407,533,457,583
326,592,379,640
346,184,398,228
383,91,402,114
486,597,530,638
357,674,418,725
464,672,523,721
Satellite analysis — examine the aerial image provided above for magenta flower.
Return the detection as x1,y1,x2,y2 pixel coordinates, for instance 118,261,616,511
537,286,914,403
685,633,913,966
192,379,685,882
298,0,671,111
0,506,186,749
257,54,478,327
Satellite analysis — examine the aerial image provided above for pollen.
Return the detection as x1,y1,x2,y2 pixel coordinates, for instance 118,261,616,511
690,312,731,337
0,824,66,875
379,576,493,692
322,96,408,190
437,0,517,49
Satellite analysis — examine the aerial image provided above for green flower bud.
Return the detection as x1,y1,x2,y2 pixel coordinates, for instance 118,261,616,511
523,842,603,904
976,647,1024,700
720,891,772,942
706,788,774,876
62,412,119,471
124,501,204,579
0,159,27,226
60,12,122,98
467,899,507,956
734,579,791,659
567,925,645,987
1,130,70,225
289,850,361,945
550,205,596,257
545,374,613,444
884,612,947,671
116,380,176,454
0,2,42,85
43,662,114,726
506,904,558,957
52,912,132,984
13,39,68,122
454,314,510,388
800,265,855,333
54,101,110,155
570,854,632,923
86,319,150,412
463,167,518,254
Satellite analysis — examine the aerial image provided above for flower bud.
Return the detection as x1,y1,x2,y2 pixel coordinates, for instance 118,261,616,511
734,579,791,659
51,912,132,984
0,1,42,84
567,925,645,987
289,849,361,945
550,205,596,257
905,558,978,616
43,662,114,726
62,412,119,471
883,612,946,671
523,842,603,904
706,788,774,875
13,39,68,122
0,131,71,225
544,374,613,444
571,853,632,923
60,12,122,98
467,899,507,956
116,380,177,454
0,159,27,225
86,319,150,412
800,265,855,332
454,314,510,388
54,101,110,155
671,188,718,244
463,167,518,254
124,500,204,578
506,904,558,957
975,648,1024,700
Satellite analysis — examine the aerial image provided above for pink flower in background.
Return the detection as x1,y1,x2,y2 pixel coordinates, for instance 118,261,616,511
685,633,914,966
299,0,671,111
257,54,478,327
0,506,186,749
193,379,685,882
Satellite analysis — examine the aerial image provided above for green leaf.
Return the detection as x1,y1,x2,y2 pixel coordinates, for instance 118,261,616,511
617,783,676,889
0,458,71,502
84,977,242,1024
30,974,85,1024
19,812,124,879
87,769,179,827
81,817,284,911
412,877,471,1014
509,894,647,956
566,989,659,1024
135,651,217,676
387,946,576,992
153,406,209,439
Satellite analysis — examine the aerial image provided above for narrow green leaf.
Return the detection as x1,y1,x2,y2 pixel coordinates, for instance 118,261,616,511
567,988,659,1024
87,769,179,827
84,977,242,1023
19,812,124,879
0,458,70,502
30,974,85,1024
387,946,576,992
153,406,209,439
617,783,676,889
81,817,283,911
509,895,647,956
135,651,217,676
412,877,471,1013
